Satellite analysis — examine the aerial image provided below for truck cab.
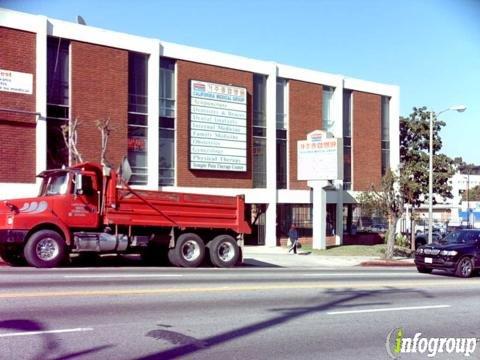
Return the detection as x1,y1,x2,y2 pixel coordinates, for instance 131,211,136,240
0,163,104,267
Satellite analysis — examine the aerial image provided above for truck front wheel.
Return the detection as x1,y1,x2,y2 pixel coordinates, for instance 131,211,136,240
0,246,26,266
208,235,239,268
24,230,67,268
173,233,205,268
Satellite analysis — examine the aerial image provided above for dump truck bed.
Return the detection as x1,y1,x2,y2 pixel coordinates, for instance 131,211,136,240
104,188,251,234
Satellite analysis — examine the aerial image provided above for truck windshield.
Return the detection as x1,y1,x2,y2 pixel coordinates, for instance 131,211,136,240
40,173,69,196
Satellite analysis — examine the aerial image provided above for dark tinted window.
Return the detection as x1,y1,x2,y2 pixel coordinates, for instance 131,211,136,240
47,37,69,105
444,231,480,244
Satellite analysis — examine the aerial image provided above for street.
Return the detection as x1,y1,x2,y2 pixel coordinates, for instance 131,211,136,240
1,265,480,360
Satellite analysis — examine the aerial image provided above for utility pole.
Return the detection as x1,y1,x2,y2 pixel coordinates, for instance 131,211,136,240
467,166,471,228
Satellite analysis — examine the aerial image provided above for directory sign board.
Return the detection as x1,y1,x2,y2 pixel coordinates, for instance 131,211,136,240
190,80,247,171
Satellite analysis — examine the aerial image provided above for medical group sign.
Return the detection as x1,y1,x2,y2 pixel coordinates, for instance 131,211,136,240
297,130,342,181
190,80,247,172
0,69,33,95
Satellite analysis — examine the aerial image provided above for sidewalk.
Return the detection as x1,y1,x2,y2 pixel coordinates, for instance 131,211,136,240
242,245,415,268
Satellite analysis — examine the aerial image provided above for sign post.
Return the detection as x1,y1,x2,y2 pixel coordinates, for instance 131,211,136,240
297,130,342,249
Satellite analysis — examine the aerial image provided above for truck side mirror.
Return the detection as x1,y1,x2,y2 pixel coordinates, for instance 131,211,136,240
74,174,83,195
119,156,132,183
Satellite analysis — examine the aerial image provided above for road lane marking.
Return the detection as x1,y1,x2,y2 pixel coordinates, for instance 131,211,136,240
327,304,450,315
1,279,480,299
0,327,93,338
302,273,420,277
62,273,414,279
63,274,184,279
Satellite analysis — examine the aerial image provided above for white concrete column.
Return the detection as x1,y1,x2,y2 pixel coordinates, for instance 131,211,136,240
35,16,48,179
333,79,344,246
389,87,400,171
332,78,344,139
310,180,327,250
335,184,344,245
264,63,278,247
147,41,160,189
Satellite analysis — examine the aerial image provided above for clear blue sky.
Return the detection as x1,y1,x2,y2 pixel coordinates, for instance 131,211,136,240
2,0,479,164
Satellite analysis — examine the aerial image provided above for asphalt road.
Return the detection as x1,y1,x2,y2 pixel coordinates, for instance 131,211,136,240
1,266,480,360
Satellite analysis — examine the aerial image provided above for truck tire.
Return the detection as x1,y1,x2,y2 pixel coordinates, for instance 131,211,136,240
167,248,179,267
0,247,26,266
208,235,239,268
23,230,67,268
173,233,205,268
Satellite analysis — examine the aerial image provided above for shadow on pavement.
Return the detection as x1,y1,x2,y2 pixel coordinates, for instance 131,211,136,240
241,258,283,268
0,319,113,360
66,254,169,268
138,287,434,359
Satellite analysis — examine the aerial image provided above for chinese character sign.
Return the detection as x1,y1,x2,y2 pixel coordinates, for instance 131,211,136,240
297,130,342,181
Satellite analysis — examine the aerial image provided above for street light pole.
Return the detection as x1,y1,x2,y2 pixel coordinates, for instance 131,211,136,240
428,110,434,244
467,167,471,228
428,105,467,244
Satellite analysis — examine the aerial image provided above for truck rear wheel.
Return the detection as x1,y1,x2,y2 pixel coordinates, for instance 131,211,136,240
208,235,239,268
0,246,26,266
24,230,67,268
173,233,205,268
167,248,179,266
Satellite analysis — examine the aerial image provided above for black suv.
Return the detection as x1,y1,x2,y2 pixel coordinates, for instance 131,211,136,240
415,229,480,278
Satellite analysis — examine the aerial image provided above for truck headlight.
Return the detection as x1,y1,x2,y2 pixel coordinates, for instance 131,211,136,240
416,248,424,255
440,250,457,256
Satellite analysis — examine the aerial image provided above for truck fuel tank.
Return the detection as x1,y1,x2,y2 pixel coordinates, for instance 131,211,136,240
74,232,128,252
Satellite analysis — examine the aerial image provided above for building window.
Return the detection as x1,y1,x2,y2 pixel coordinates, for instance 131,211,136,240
276,78,287,189
381,96,390,176
159,57,176,186
128,52,149,185
343,90,352,190
277,204,312,238
46,37,70,169
323,86,335,133
253,74,267,188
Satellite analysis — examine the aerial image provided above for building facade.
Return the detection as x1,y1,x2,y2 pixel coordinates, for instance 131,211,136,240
0,8,400,248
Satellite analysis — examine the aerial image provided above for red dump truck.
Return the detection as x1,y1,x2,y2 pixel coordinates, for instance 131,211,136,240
0,161,251,268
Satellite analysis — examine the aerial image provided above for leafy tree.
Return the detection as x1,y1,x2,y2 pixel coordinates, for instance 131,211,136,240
358,170,403,259
453,157,480,175
400,107,455,247
462,185,480,202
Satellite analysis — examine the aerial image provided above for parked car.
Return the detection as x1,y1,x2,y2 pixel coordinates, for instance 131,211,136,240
414,229,480,278
370,224,387,233
414,231,443,249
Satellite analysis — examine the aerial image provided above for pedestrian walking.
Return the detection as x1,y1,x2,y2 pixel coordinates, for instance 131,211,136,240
288,224,299,254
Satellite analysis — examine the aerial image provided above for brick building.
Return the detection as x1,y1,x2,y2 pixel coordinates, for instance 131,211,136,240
0,8,400,248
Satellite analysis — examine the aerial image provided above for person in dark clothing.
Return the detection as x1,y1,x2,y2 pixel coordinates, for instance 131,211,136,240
288,224,299,254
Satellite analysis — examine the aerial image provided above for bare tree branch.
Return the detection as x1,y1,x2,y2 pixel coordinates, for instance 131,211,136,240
61,117,83,165
96,118,113,167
